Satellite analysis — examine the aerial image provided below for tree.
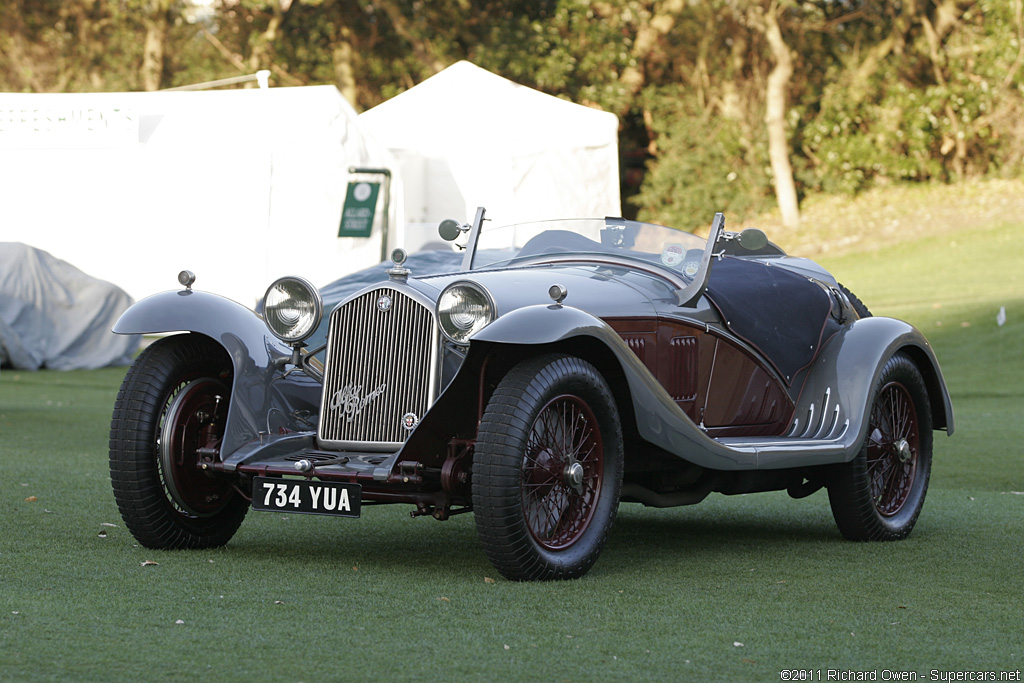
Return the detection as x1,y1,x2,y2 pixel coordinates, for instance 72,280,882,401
757,0,800,227
2,0,1021,217
140,0,173,91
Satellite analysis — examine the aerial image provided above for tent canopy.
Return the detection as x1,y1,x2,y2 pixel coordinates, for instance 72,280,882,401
358,61,620,249
0,86,400,308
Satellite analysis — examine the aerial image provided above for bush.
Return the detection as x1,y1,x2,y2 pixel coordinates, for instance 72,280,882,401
631,86,774,230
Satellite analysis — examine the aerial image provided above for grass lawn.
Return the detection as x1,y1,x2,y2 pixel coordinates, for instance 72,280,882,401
2,182,1022,681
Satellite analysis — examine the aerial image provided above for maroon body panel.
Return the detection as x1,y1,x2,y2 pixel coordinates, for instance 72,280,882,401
607,317,794,437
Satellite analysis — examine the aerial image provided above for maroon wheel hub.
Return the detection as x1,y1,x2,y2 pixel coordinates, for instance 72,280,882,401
521,394,604,550
866,381,920,517
160,377,233,517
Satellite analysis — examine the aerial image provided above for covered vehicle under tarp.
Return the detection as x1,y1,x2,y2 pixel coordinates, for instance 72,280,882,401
0,243,138,370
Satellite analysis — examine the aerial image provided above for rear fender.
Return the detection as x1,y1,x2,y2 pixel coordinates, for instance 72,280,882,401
113,290,320,458
797,316,954,447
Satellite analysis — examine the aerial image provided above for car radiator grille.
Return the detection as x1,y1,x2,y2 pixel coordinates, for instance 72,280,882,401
318,287,438,449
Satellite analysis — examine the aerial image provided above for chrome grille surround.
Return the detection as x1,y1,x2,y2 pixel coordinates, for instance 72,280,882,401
318,285,440,451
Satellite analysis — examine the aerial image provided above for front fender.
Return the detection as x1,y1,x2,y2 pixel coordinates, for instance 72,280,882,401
114,289,269,340
113,289,320,458
470,304,758,470
472,302,615,346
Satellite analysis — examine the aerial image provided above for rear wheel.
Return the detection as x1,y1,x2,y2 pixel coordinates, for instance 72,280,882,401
473,354,623,581
827,352,932,541
839,283,871,318
109,334,248,549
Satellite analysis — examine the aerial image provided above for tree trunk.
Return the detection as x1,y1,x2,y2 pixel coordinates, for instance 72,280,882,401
333,31,358,109
762,1,800,228
619,0,685,100
2,0,48,92
63,0,110,91
141,0,169,91
720,33,747,122
844,1,915,106
920,1,967,178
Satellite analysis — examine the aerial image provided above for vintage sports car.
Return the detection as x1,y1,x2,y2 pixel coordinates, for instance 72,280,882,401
109,208,954,581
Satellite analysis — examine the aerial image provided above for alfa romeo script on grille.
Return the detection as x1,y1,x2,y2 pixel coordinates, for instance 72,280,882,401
251,477,361,517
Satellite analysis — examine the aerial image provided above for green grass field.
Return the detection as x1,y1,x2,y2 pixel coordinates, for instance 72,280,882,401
2,184,1022,681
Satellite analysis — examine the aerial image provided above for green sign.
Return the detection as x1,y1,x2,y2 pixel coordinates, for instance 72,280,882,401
339,181,380,238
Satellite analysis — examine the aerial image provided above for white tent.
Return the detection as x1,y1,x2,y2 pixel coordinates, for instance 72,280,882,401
358,61,620,251
0,86,400,308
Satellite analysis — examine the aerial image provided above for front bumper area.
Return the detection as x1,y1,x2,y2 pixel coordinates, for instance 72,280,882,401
212,432,470,518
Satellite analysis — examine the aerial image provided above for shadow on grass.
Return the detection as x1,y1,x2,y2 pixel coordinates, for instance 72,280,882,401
216,492,849,582
610,500,838,549
601,496,846,575
223,507,494,576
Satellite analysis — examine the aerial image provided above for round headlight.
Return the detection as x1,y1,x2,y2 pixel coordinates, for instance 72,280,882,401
263,276,323,344
437,281,495,344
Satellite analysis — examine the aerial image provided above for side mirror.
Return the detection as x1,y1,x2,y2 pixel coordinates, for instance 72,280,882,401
737,228,768,251
438,219,464,242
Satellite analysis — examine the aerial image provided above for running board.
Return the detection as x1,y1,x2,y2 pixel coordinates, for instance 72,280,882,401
713,435,851,469
701,384,857,470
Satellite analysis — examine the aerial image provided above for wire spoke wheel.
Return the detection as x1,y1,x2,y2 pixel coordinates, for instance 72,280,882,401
521,395,603,550
828,352,933,541
865,381,920,517
473,354,623,581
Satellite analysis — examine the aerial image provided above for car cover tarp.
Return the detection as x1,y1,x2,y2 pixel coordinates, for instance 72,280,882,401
0,243,139,370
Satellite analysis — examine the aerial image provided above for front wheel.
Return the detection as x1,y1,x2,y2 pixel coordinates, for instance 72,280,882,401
109,334,248,549
827,352,933,541
472,354,624,581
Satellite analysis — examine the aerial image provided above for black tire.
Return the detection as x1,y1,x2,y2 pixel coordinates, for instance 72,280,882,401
472,354,623,581
827,352,932,541
109,334,248,549
839,282,872,318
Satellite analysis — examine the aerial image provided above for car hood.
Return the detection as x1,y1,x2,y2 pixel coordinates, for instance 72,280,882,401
409,262,677,319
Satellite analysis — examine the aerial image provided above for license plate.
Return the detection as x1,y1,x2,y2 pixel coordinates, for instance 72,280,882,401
252,477,361,518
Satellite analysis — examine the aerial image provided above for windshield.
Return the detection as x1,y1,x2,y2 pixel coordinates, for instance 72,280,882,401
467,217,707,277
